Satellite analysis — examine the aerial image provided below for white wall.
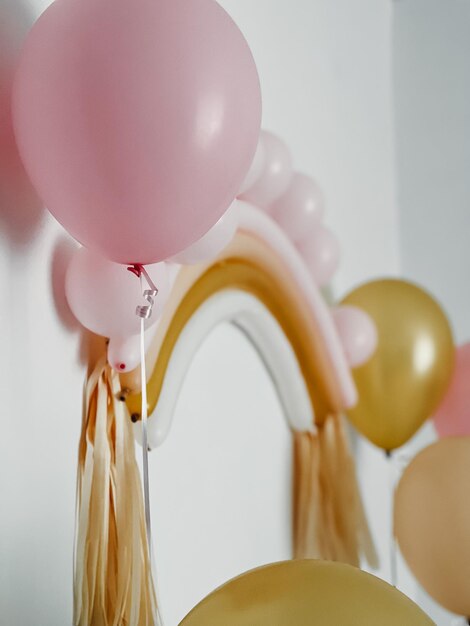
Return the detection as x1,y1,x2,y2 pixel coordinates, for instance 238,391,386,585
393,1,470,623
394,0,470,344
0,1,413,625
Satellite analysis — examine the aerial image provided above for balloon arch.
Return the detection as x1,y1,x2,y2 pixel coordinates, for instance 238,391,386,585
10,0,469,623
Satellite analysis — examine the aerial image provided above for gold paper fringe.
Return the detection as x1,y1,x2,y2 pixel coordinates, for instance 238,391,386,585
74,359,157,626
293,414,378,569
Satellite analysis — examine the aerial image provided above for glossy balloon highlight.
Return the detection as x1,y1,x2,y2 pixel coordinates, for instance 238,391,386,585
342,279,454,451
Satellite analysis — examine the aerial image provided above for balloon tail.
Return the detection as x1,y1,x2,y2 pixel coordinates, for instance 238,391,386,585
73,359,157,626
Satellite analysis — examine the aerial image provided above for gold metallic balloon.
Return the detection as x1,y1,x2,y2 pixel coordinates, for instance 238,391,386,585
179,560,434,625
342,279,454,451
395,438,470,617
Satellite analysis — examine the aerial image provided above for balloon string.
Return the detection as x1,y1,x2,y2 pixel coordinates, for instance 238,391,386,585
139,313,152,555
132,265,165,625
387,451,398,587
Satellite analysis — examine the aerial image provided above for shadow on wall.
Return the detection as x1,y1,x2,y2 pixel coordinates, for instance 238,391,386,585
0,0,43,245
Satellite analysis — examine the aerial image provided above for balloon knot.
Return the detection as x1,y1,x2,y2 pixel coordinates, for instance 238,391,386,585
127,263,144,278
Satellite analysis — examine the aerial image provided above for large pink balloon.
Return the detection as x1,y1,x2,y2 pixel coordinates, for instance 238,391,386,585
13,0,261,264
433,343,470,437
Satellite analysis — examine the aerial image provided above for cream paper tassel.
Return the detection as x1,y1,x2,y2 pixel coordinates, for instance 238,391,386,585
74,358,157,626
293,414,378,569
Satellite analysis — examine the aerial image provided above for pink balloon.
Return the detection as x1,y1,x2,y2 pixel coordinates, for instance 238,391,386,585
297,225,340,286
108,330,155,373
13,0,261,264
171,201,238,264
269,173,325,243
238,139,266,195
332,306,378,368
65,248,170,337
239,131,293,208
433,343,470,437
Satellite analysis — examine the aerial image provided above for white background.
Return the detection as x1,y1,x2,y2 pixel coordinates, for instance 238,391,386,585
0,1,469,624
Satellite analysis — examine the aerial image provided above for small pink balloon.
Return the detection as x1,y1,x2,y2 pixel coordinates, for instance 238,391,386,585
332,305,378,368
269,173,325,243
65,248,170,337
433,343,470,437
13,0,261,264
238,138,265,195
297,225,340,286
239,131,293,208
171,201,239,264
108,330,155,373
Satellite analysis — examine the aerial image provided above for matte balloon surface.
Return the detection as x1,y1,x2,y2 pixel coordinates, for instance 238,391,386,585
238,140,265,195
269,173,324,243
395,438,470,617
108,329,156,373
342,279,454,451
180,560,434,626
239,131,293,207
433,343,470,437
171,202,238,264
13,0,261,263
65,248,169,337
333,305,378,367
297,225,340,286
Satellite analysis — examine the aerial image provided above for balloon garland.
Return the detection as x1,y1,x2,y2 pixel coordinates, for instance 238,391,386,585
10,0,466,623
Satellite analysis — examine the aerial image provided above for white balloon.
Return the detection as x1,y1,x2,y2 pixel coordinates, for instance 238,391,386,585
171,201,239,265
65,247,170,337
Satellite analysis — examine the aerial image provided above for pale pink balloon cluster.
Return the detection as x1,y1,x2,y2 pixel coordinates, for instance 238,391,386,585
239,130,340,287
238,130,377,368
13,0,263,372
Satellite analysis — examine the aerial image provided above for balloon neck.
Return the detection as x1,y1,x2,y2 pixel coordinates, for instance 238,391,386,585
385,449,393,459
127,263,144,278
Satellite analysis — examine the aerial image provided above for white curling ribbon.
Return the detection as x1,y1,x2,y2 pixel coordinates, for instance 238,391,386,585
136,288,158,319
133,263,164,625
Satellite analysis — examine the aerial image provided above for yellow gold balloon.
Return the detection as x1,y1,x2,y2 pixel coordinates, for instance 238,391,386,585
341,279,454,451
179,560,435,625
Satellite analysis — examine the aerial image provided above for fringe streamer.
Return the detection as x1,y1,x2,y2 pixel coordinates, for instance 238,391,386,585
74,358,157,626
293,414,378,569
